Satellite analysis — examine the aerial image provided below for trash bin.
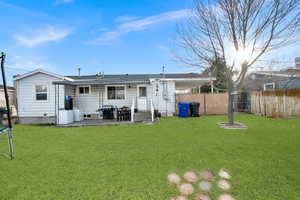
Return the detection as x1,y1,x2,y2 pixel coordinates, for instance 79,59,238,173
101,105,115,119
190,102,200,117
178,102,190,118
64,96,73,110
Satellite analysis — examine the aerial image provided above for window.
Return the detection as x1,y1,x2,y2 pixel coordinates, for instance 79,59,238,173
139,86,147,97
107,86,125,100
264,82,275,91
35,85,47,101
78,86,90,95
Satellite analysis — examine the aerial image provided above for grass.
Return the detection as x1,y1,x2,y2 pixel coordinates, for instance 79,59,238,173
0,114,300,200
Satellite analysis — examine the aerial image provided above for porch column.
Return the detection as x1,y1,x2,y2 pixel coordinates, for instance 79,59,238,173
210,81,214,93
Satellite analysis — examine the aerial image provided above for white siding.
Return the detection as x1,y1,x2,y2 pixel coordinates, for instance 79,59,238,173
73,85,142,115
150,80,176,116
65,85,76,97
16,73,65,117
0,89,15,107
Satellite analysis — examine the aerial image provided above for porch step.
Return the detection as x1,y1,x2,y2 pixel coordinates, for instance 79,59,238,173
134,111,151,122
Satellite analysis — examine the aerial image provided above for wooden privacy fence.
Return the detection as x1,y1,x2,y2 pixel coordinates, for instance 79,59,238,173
176,93,228,115
251,89,300,118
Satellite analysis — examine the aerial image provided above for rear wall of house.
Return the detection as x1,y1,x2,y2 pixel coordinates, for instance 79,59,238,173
150,80,176,116
16,73,65,124
73,82,176,116
73,84,141,115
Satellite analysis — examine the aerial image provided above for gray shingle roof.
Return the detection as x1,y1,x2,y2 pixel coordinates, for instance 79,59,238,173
277,78,300,89
253,68,300,77
54,78,150,85
53,73,211,85
66,73,208,80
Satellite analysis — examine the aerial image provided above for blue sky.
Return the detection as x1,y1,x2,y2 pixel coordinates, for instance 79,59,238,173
1,0,300,85
0,0,194,84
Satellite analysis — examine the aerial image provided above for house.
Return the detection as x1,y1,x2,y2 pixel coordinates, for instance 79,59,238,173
0,85,17,118
245,57,300,91
0,85,15,107
13,69,216,125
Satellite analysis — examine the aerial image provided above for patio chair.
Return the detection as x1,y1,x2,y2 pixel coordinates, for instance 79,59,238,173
117,107,131,121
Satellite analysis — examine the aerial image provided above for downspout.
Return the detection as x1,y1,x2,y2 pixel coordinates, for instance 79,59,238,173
57,84,60,125
54,84,57,125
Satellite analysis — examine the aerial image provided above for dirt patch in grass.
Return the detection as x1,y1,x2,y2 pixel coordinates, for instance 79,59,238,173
217,122,248,129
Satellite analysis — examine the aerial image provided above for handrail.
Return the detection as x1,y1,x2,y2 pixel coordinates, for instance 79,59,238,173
131,99,135,122
150,99,154,122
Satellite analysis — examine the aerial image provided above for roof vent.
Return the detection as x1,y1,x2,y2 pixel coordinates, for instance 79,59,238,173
96,72,104,79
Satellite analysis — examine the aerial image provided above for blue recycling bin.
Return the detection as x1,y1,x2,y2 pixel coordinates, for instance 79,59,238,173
178,102,190,118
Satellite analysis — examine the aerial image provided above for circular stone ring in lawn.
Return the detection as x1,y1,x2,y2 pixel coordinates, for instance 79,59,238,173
217,122,248,130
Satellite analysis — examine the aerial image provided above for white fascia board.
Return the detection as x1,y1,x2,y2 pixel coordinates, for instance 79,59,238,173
13,68,74,81
150,77,216,82
253,72,300,77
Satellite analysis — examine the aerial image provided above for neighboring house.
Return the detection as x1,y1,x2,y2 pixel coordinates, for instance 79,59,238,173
0,85,15,107
276,77,300,90
0,85,17,117
14,69,215,124
244,57,300,91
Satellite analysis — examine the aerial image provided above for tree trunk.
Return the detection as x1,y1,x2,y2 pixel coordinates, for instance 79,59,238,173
227,80,234,125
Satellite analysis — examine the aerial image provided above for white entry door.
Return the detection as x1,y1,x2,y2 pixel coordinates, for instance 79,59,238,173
137,85,147,111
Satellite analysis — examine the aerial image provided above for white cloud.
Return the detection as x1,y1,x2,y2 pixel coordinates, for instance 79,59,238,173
119,9,190,32
85,31,121,45
88,9,190,45
96,31,121,42
114,15,139,23
15,26,71,47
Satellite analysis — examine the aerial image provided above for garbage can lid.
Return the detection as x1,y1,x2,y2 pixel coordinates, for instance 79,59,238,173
178,102,190,105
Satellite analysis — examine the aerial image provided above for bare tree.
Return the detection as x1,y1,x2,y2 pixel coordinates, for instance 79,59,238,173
176,0,300,124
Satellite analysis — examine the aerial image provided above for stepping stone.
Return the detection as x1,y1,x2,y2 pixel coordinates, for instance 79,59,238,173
183,171,198,182
171,196,187,200
218,169,231,179
194,194,212,200
199,170,214,180
199,181,212,191
167,173,181,185
218,179,231,190
178,183,194,196
218,194,236,200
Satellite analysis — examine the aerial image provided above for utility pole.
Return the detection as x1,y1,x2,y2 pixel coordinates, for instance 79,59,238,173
78,67,81,76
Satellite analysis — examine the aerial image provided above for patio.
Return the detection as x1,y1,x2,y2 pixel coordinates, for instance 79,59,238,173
57,119,153,127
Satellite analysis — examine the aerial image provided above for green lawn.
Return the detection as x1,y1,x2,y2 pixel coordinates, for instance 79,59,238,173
0,115,300,200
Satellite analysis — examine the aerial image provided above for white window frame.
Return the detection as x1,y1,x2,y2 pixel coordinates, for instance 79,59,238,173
77,85,91,95
137,85,147,98
263,82,275,91
105,85,126,100
34,84,49,102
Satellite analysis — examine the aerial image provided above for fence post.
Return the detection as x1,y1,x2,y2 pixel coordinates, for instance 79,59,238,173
204,93,207,115
283,89,286,117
